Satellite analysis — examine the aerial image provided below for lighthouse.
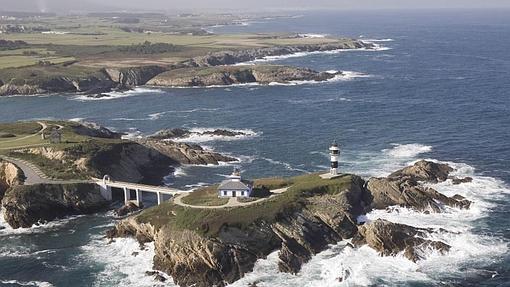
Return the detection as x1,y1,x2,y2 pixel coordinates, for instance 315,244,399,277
329,140,340,175
321,140,342,179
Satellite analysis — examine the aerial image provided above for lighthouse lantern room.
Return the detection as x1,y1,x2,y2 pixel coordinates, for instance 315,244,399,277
320,140,342,179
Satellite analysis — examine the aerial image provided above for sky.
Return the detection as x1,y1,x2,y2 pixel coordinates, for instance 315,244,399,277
1,0,509,13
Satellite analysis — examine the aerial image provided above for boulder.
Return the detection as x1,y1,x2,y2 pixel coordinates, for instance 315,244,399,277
389,160,453,183
450,176,473,185
115,202,142,217
352,219,450,262
367,160,471,212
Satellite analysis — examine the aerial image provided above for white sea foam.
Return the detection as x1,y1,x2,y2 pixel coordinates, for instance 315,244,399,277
81,236,175,286
384,143,433,158
237,42,389,65
71,88,164,102
0,280,55,287
230,145,508,286
362,38,395,42
0,208,84,237
298,33,328,38
173,167,187,177
173,128,260,143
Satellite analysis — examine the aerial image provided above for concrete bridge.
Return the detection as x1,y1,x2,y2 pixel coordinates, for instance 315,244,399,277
93,175,189,206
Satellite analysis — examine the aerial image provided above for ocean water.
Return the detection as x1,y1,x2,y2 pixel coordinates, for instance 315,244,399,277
0,9,509,287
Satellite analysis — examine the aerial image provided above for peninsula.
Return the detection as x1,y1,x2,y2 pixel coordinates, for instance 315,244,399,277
0,13,375,96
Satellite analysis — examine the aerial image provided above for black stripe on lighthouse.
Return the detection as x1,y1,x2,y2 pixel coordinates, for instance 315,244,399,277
331,161,338,168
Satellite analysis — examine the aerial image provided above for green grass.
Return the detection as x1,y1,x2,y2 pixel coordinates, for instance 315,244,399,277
181,185,229,206
0,121,125,178
0,122,43,135
136,173,356,237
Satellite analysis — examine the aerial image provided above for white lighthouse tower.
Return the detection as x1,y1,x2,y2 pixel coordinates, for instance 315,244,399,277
329,140,340,175
321,140,342,179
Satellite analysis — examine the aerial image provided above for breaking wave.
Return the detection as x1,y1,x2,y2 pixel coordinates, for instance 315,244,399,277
383,143,433,158
71,88,164,102
0,280,54,287
229,145,508,286
173,128,260,143
80,236,174,286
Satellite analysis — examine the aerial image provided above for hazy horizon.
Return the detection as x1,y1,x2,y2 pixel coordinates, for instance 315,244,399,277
1,0,510,14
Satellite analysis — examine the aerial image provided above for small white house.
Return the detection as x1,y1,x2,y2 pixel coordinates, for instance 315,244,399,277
218,168,253,198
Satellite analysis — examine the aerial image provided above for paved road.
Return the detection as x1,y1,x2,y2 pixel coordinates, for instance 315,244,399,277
0,155,90,185
173,187,289,209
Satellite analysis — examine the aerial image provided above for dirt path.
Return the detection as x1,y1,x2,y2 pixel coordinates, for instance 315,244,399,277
173,187,289,209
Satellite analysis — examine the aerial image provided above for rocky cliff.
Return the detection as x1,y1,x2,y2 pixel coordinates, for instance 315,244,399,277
177,41,373,68
0,40,373,96
105,66,167,88
2,183,107,228
147,65,338,87
0,160,24,200
108,160,468,287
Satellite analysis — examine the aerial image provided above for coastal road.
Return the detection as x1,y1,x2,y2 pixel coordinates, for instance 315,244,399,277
0,155,90,185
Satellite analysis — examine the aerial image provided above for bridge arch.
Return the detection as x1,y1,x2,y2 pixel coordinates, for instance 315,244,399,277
102,175,112,185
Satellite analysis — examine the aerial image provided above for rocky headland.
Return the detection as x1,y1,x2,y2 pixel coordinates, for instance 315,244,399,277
147,65,340,87
108,160,472,287
0,40,374,97
0,121,237,228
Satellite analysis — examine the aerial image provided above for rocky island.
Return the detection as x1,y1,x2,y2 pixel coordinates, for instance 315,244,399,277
107,160,472,287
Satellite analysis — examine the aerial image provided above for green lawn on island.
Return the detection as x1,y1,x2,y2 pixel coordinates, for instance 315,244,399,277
136,173,356,237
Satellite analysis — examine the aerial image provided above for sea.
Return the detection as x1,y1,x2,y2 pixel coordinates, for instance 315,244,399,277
0,9,509,287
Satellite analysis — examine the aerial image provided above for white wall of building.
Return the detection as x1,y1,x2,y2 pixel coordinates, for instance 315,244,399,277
218,189,251,197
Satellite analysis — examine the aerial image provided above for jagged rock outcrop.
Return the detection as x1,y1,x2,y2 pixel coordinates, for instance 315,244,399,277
0,73,114,97
148,128,249,140
136,139,237,165
0,160,24,199
178,41,373,68
69,121,123,139
0,83,44,96
352,219,450,262
105,65,167,88
367,160,471,212
147,65,338,87
388,160,453,183
2,183,107,228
